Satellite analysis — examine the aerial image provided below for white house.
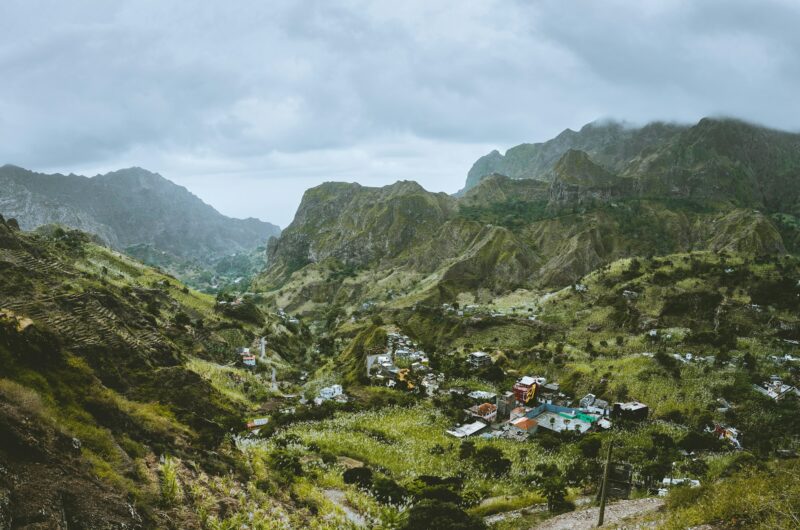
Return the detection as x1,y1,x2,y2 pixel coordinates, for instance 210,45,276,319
319,384,343,400
446,421,488,438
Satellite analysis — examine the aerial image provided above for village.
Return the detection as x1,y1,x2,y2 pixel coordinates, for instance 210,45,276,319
359,331,653,443
222,305,781,503
231,322,764,461
366,331,443,395
444,364,647,442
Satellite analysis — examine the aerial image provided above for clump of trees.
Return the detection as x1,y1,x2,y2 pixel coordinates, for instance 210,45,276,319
341,467,487,529
459,441,512,477
527,463,572,514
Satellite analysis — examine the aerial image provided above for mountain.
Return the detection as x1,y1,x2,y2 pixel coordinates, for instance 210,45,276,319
259,118,800,316
462,119,686,192
462,117,800,207
5,118,800,528
0,165,281,269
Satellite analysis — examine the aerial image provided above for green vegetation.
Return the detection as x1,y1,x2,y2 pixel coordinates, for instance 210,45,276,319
662,458,800,529
7,117,800,527
159,455,183,506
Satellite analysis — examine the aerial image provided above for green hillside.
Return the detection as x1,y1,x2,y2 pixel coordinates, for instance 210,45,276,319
259,119,800,320
0,216,324,527
5,116,800,528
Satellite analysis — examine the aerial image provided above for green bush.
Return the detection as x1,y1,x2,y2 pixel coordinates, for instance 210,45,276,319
343,466,373,489
159,455,182,506
403,499,486,530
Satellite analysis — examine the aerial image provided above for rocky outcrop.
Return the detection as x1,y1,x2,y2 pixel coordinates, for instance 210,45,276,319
0,397,143,529
265,181,457,282
548,149,624,206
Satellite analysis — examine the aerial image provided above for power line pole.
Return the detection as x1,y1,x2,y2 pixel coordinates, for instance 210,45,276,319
598,440,614,527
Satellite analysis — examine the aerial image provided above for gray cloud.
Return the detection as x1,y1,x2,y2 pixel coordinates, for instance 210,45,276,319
1,0,798,226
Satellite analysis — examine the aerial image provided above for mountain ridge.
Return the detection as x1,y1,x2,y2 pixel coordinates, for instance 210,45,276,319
259,117,799,315
461,119,688,192
0,164,281,269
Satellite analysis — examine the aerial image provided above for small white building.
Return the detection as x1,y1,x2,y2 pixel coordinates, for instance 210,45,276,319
468,351,492,368
319,384,343,400
446,421,488,438
658,477,701,497
753,379,800,401
468,390,497,401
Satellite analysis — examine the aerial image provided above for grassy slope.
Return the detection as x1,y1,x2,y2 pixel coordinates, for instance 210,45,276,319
0,223,319,527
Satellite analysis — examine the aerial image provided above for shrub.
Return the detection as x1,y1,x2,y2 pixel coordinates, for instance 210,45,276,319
402,499,486,530
159,455,182,506
0,379,46,418
372,477,408,505
343,466,373,489
474,446,512,477
173,311,191,327
319,451,337,465
267,449,302,481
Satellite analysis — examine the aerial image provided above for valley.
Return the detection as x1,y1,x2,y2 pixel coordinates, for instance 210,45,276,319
2,117,800,529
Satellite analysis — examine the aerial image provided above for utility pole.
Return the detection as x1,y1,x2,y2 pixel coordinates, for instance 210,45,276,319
598,440,614,527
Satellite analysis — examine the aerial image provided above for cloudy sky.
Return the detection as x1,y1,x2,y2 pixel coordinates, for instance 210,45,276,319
2,1,799,227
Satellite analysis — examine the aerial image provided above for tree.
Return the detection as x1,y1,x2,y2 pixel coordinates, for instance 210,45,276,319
459,440,476,459
343,466,373,489
678,431,722,453
371,477,408,505
579,435,602,458
402,500,486,530
528,464,570,513
474,446,512,477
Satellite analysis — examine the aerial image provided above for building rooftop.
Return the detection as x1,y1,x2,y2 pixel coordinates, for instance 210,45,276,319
533,411,593,433
474,403,497,415
468,390,497,400
446,421,488,438
510,417,537,431
617,401,647,411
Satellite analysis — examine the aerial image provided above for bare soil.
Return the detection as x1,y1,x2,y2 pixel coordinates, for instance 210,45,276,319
531,497,665,530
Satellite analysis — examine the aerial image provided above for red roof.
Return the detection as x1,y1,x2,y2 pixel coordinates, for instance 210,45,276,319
476,403,497,415
511,417,538,431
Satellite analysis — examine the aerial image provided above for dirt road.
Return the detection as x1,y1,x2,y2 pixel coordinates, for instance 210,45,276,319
323,488,368,527
531,497,664,529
